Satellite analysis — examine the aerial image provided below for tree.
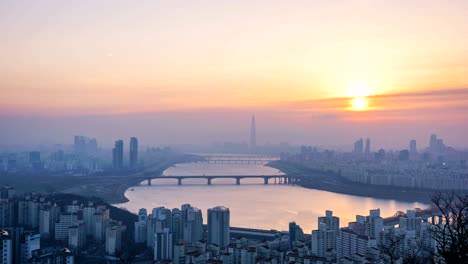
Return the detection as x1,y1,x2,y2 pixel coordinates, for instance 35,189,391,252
379,229,404,264
431,192,468,264
402,238,434,264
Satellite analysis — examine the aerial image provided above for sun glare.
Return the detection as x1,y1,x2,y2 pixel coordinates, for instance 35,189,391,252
346,81,372,98
351,97,368,111
346,81,372,111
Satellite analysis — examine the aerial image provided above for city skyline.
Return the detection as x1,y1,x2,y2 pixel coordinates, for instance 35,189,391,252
0,113,466,150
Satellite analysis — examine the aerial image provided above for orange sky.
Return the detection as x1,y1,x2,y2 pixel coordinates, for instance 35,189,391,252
1,1,468,117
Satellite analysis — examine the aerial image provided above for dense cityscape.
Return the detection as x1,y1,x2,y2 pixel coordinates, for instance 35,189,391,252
1,121,467,263
0,182,463,264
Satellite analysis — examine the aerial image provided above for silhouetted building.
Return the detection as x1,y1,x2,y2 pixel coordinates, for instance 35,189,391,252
29,151,42,170
399,150,410,161
409,139,417,155
429,134,446,155
289,221,304,249
353,139,364,155
74,135,98,156
112,140,124,169
365,138,370,155
74,136,86,154
130,137,138,169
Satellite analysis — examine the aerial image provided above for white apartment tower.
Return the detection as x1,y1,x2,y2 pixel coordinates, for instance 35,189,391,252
207,206,230,249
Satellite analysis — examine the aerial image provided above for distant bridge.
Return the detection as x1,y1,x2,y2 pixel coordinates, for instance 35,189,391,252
141,174,300,186
383,207,443,226
194,154,279,164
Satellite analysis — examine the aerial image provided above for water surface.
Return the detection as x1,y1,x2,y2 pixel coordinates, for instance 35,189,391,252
117,162,428,233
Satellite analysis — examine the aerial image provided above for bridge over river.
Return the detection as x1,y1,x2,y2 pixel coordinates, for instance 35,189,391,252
193,154,279,164
140,174,300,186
383,207,443,226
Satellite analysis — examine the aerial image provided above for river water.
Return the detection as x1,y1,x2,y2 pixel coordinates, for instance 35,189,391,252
116,161,428,233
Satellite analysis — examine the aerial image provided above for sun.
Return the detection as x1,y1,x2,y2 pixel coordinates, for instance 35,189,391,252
346,81,372,111
351,97,368,111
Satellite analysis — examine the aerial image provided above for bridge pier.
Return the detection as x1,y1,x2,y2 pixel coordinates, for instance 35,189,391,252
178,178,182,185
264,178,269,184
147,179,151,186
208,178,212,185
236,178,241,185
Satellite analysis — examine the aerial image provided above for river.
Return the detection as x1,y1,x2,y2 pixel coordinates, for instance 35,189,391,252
116,161,428,233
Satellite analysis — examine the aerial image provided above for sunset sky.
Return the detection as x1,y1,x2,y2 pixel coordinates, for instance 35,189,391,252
0,0,467,147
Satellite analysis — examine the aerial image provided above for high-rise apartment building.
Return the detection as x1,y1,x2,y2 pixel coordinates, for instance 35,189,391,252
129,137,139,169
39,204,59,240
365,138,371,155
112,140,124,169
54,213,78,241
154,228,173,261
311,210,340,257
105,221,124,256
68,223,85,252
135,209,148,244
207,206,230,249
181,204,204,244
365,209,384,241
0,200,15,227
0,230,12,264
147,207,172,248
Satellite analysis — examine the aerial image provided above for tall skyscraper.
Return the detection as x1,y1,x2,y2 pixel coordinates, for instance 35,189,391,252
249,115,256,153
353,138,364,155
112,140,124,169
207,206,230,249
409,140,417,155
129,137,138,169
429,134,446,156
365,138,371,155
429,134,437,152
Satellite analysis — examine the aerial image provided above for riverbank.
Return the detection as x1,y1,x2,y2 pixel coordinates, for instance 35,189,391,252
268,160,436,204
0,153,197,204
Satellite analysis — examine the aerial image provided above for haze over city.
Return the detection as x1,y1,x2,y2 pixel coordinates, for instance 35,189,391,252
1,1,468,264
